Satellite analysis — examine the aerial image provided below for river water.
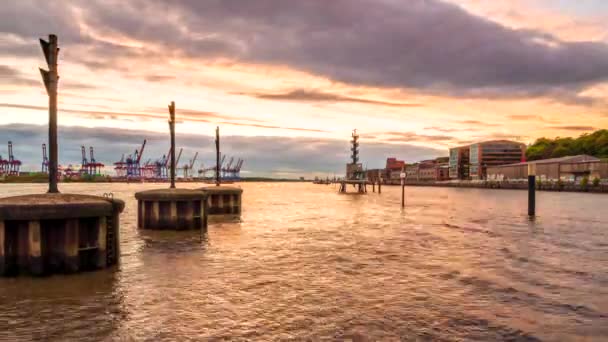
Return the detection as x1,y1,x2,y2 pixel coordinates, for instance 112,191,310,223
0,182,607,341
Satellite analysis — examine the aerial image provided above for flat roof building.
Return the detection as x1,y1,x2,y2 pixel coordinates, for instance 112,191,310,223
487,155,605,181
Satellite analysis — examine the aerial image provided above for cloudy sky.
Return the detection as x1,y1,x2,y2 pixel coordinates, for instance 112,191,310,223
1,0,608,177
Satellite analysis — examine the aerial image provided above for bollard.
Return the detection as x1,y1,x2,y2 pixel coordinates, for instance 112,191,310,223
372,182,375,193
528,164,536,217
400,169,406,208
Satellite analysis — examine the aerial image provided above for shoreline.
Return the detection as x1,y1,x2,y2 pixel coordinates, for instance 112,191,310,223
385,180,608,193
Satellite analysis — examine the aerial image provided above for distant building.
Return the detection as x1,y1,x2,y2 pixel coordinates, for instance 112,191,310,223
487,155,606,181
450,140,525,180
469,140,526,179
386,157,405,183
449,145,470,180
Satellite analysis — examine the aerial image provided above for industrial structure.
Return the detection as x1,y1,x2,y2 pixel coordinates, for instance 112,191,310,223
487,155,607,182
78,146,104,176
41,144,49,173
339,129,367,193
114,140,146,178
0,141,22,176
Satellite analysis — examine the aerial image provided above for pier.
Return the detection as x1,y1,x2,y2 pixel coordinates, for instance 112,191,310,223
135,101,208,230
0,194,123,275
0,34,125,276
199,127,243,221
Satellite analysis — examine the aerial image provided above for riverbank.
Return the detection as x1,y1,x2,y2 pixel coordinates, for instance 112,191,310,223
394,180,608,193
0,175,307,184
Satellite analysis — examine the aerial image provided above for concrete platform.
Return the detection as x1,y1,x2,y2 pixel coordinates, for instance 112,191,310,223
134,188,208,230
199,186,243,222
0,193,125,276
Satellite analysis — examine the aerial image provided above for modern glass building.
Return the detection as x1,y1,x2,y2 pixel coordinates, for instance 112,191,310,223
469,140,526,179
450,140,525,180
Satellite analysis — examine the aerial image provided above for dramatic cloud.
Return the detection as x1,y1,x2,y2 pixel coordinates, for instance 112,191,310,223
548,125,597,131
0,124,445,177
237,89,422,107
0,103,328,133
383,132,456,143
3,0,608,101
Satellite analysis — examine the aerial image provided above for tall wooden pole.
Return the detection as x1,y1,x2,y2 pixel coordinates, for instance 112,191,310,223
40,34,59,193
215,126,220,186
168,101,176,189
528,164,536,217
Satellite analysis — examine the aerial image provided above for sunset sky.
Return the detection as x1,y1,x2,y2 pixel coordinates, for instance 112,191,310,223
1,0,608,177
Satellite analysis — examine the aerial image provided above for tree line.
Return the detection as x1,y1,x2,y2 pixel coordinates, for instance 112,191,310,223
526,129,608,161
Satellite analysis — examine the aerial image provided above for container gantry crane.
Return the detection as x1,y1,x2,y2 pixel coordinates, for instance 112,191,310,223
42,143,49,173
7,141,21,176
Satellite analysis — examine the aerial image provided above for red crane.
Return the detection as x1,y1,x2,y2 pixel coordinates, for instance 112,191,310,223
7,141,21,176
88,146,104,175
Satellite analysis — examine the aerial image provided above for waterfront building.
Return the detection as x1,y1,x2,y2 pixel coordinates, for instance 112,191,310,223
450,140,525,180
469,140,526,179
449,145,470,180
487,155,606,182
386,157,405,183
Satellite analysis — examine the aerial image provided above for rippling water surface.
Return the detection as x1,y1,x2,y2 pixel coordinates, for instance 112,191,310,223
1,182,607,341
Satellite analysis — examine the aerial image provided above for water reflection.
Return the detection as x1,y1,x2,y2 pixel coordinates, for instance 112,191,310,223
1,182,607,340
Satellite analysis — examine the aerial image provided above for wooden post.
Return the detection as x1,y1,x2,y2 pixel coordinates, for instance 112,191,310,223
152,201,160,228
372,182,375,192
215,127,221,186
378,180,382,194
201,197,209,233
64,219,79,272
170,201,178,228
28,221,43,275
0,221,5,276
112,210,121,265
40,35,60,193
140,201,146,229
184,201,194,229
96,217,107,268
168,102,176,189
229,194,235,214
528,164,536,217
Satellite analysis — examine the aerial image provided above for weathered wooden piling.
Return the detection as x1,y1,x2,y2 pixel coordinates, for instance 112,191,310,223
135,101,207,230
135,189,208,230
0,34,126,277
198,126,243,221
0,194,124,276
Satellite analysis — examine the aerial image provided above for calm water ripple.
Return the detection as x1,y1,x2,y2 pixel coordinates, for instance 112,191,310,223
1,182,607,341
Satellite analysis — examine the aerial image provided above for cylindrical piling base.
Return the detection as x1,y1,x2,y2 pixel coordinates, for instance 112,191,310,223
199,186,243,222
0,194,125,277
135,189,208,230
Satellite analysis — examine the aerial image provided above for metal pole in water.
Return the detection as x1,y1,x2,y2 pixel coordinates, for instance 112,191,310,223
215,127,220,187
528,164,536,217
168,101,176,189
40,34,59,193
400,167,406,208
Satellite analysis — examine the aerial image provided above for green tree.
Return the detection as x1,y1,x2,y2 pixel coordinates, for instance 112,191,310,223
526,129,608,160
